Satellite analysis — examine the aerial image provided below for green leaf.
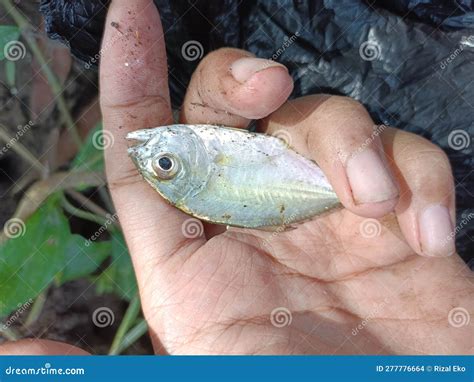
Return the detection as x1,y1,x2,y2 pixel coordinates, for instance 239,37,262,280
0,197,68,317
0,195,114,317
0,25,21,61
5,59,15,87
95,231,137,301
72,123,105,172
58,237,112,284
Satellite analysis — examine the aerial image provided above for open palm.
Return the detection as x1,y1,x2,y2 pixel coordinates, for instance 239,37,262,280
99,0,472,355
159,207,469,354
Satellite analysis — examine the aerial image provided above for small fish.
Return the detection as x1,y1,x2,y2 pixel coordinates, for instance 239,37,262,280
127,124,340,229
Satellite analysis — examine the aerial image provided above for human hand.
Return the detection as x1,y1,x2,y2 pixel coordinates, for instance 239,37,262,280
99,0,473,355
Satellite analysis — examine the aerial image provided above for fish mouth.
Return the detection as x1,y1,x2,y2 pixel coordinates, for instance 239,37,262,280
125,127,163,145
126,130,150,147
126,131,152,160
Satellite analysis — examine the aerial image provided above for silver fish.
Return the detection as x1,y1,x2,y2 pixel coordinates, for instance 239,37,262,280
126,124,339,228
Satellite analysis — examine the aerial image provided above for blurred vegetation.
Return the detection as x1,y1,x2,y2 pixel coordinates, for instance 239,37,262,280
0,3,147,354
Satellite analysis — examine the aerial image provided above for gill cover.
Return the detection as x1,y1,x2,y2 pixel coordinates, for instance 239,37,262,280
127,125,211,204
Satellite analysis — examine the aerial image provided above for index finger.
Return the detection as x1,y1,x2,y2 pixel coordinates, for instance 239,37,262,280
99,0,205,305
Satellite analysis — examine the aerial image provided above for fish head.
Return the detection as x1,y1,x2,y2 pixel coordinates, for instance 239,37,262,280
126,125,211,204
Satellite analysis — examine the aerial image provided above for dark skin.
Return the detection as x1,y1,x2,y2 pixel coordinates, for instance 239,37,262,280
1,0,472,355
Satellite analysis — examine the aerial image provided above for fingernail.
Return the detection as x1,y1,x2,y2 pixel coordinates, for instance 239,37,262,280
346,149,399,204
230,57,287,83
419,205,456,257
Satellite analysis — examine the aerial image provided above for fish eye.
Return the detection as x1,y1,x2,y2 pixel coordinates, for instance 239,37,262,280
152,153,180,180
158,156,172,171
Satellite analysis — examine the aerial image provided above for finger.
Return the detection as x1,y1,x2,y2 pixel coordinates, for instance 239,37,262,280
181,48,294,127
260,95,400,218
99,0,206,336
382,129,456,257
0,339,89,355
